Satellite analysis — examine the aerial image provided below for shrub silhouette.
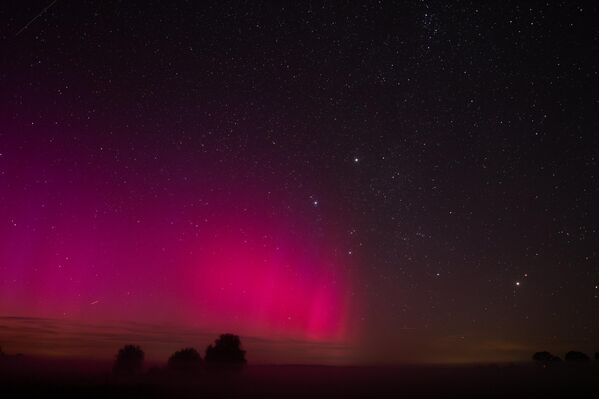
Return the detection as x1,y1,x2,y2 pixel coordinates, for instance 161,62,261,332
113,345,144,375
564,351,590,363
205,334,246,365
596,352,599,361
532,351,561,365
168,347,202,372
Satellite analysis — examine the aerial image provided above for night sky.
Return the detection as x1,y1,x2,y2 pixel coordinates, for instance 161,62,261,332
1,1,598,364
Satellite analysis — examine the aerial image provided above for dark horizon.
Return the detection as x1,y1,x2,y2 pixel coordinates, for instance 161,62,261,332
2,315,597,366
4,344,599,399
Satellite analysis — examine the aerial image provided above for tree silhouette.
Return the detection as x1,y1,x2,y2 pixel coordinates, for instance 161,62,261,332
532,351,561,365
596,352,599,361
205,334,246,365
564,351,590,363
168,347,202,372
113,345,144,375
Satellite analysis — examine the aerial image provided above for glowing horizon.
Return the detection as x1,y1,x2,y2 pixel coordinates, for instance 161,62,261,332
0,163,355,348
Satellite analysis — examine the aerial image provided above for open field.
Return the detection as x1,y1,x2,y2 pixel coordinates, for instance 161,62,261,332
2,357,599,398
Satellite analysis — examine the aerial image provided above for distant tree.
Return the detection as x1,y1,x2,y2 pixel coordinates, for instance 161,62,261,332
168,347,202,372
113,345,144,375
205,334,246,366
565,351,590,363
532,351,561,365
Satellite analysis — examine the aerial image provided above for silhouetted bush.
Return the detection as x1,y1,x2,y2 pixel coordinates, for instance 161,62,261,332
595,352,599,361
113,345,144,375
532,351,561,365
564,351,590,363
168,347,202,372
205,334,246,366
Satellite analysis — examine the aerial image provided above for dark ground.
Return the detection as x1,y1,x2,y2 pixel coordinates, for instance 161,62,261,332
2,356,599,398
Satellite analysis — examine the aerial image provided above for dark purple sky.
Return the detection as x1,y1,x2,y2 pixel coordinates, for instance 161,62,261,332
1,1,598,364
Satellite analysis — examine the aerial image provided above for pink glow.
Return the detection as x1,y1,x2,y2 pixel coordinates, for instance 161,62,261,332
187,214,351,341
0,168,353,347
0,129,354,358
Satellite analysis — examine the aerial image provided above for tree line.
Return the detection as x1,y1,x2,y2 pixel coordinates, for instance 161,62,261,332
113,333,246,375
532,351,599,365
